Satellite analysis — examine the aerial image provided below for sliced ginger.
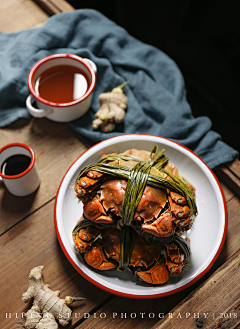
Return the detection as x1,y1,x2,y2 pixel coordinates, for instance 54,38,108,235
92,81,129,132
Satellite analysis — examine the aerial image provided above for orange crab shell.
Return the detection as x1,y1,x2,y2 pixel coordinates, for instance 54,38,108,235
100,179,168,222
136,262,170,284
73,224,189,284
75,148,195,240
101,227,164,269
84,243,116,270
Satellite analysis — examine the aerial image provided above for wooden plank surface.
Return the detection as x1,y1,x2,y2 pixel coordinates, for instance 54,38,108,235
0,0,49,32
228,159,240,179
152,248,240,329
215,159,240,200
0,199,110,329
0,118,87,234
0,0,73,33
34,0,74,15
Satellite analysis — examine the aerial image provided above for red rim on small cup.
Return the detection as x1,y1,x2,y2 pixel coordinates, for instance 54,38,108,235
0,143,35,179
54,134,228,299
28,53,97,108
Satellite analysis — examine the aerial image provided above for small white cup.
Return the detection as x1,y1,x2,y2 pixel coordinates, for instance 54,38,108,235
0,143,40,196
26,53,97,122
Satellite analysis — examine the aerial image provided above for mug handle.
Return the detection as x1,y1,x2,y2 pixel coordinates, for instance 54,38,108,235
83,58,97,73
26,95,53,118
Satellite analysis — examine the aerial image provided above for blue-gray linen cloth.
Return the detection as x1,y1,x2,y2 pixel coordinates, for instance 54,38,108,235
0,9,238,169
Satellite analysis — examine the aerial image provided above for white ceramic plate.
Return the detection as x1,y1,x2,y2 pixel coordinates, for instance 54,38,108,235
54,134,227,299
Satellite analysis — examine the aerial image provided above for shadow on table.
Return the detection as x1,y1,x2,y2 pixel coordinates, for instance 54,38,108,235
0,183,39,227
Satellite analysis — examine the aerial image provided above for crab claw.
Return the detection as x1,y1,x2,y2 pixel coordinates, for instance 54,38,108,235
84,244,116,270
73,225,101,253
75,171,103,200
136,258,170,284
83,195,114,224
168,195,190,218
168,194,192,232
87,171,104,179
141,210,175,238
169,191,187,205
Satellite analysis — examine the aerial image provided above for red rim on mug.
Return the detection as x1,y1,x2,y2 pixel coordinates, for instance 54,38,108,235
0,143,35,179
28,53,97,108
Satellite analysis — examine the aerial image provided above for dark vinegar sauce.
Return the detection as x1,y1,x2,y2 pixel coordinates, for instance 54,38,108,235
1,154,31,176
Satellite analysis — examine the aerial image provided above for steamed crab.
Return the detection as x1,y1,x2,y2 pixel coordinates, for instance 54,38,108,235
72,223,189,284
74,148,196,244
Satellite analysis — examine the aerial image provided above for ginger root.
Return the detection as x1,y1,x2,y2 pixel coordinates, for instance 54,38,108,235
22,266,84,329
92,81,129,132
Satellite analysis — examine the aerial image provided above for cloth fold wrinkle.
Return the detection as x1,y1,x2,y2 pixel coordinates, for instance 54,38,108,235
0,9,238,169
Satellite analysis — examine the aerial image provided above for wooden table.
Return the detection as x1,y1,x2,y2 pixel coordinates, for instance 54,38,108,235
1,2,240,329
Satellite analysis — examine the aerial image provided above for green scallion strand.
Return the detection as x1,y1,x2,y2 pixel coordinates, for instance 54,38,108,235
119,226,136,270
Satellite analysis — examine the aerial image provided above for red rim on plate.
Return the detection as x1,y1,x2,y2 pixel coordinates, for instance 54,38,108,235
54,134,228,299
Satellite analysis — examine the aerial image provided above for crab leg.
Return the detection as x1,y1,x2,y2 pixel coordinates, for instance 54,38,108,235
141,210,175,237
136,256,170,284
75,171,104,200
83,194,114,224
84,243,116,270
169,191,187,205
164,235,190,276
73,225,101,253
168,195,189,218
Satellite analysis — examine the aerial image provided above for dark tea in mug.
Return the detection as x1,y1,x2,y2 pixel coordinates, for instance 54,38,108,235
34,65,91,103
1,154,31,176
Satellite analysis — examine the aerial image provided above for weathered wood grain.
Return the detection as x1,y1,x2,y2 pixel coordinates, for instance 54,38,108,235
152,248,240,329
215,159,240,200
0,118,87,234
228,158,240,180
34,0,74,15
0,200,110,329
0,0,49,32
216,196,240,266
75,296,163,329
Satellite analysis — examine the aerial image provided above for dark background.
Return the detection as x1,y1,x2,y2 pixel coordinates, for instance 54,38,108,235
68,0,240,153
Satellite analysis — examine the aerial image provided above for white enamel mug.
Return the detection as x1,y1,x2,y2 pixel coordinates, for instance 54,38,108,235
26,53,97,122
0,143,40,196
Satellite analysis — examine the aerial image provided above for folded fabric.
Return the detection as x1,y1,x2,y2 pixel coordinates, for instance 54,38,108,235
0,9,238,169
